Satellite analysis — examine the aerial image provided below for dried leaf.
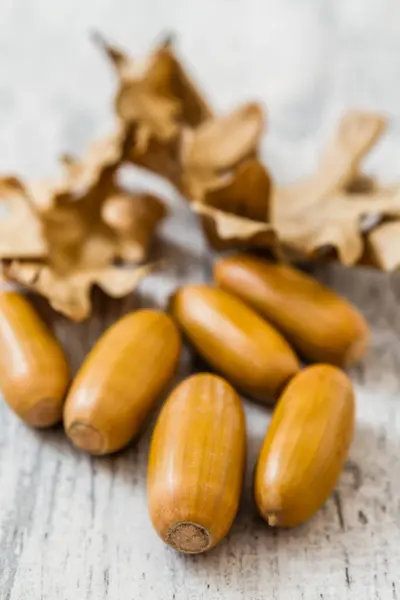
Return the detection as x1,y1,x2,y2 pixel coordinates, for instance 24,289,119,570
101,191,167,262
97,36,179,139
278,188,400,265
344,172,376,194
274,111,386,221
272,111,395,265
28,129,127,212
96,34,212,140
182,104,263,173
97,34,212,188
6,261,152,321
0,177,47,259
59,128,127,197
181,103,264,199
189,110,400,266
194,203,276,252
201,159,271,222
367,221,400,271
126,129,183,188
27,179,68,213
27,131,127,275
1,128,166,317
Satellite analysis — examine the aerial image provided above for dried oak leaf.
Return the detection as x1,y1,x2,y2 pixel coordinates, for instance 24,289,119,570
183,105,272,251
6,261,153,322
350,176,400,271
272,110,400,265
60,129,127,197
198,159,271,221
96,33,212,133
192,158,274,251
181,103,265,200
27,130,127,275
8,131,164,319
194,203,276,252
366,221,400,271
344,172,376,194
101,190,168,262
191,110,400,263
96,33,211,186
0,177,47,259
126,129,183,189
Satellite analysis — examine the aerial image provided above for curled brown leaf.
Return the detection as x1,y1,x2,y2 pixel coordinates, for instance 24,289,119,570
366,221,400,271
193,203,276,252
97,34,212,187
182,103,264,173
181,103,264,199
272,111,395,265
102,191,167,262
26,131,127,276
0,177,47,260
126,129,183,188
6,261,153,321
200,159,271,222
96,34,212,140
1,127,167,318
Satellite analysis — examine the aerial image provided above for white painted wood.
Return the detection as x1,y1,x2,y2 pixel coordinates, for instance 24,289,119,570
0,1,400,598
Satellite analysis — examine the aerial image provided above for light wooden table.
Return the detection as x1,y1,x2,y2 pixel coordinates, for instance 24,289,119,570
0,195,399,600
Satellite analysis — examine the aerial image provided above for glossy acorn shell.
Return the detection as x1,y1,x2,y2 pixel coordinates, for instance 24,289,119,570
0,291,70,427
64,309,181,455
254,364,355,527
214,254,369,366
170,284,300,403
147,373,246,554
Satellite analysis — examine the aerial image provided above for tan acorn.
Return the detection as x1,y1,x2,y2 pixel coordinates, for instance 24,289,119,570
214,254,369,366
0,291,70,427
64,310,181,455
170,284,300,403
147,373,246,553
254,364,355,527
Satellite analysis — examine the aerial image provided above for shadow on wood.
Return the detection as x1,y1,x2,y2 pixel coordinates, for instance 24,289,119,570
28,288,141,375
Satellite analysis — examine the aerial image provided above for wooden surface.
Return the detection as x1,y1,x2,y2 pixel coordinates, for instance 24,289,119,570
0,195,399,600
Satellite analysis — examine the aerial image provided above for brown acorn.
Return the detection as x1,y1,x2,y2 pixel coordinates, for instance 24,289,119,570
0,291,70,427
64,310,181,455
214,254,369,366
170,284,300,403
254,364,355,527
147,373,246,553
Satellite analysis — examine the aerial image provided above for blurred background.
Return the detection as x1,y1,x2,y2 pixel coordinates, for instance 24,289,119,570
1,0,400,185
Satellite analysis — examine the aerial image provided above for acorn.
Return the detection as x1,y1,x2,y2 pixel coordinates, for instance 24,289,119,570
0,291,70,427
254,364,355,527
147,373,246,553
170,284,300,403
64,310,181,455
214,254,369,366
